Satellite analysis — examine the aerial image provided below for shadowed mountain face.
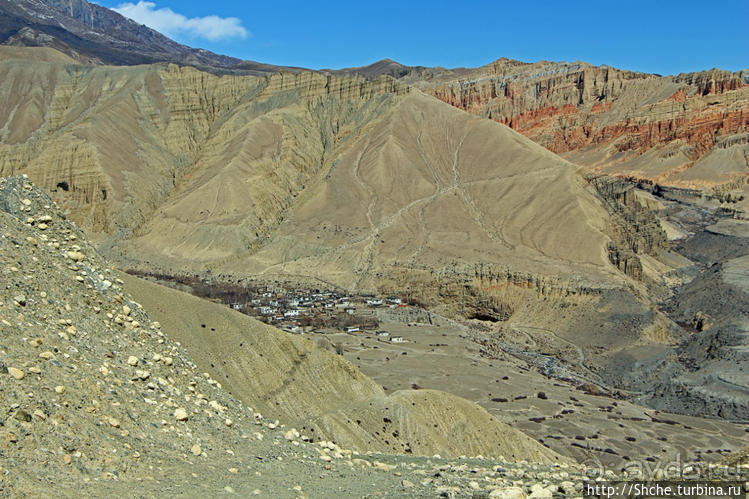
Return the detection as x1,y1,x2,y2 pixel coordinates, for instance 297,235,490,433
0,0,293,74
0,0,234,69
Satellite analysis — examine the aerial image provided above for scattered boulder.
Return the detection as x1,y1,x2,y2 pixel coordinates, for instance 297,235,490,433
66,251,85,262
489,487,527,499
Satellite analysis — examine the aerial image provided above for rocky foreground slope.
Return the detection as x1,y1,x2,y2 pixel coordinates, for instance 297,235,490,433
1,175,593,496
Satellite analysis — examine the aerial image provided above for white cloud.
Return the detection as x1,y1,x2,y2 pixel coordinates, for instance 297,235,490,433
113,1,249,41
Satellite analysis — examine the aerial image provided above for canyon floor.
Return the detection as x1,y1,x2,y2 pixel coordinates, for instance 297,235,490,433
334,315,748,470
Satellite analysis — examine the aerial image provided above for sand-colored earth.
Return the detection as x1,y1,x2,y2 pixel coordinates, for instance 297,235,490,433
121,272,564,463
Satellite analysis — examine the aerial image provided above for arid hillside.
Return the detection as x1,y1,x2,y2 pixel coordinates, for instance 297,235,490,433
120,270,564,462
3,0,746,205
1,1,747,493
0,47,622,289
0,47,669,353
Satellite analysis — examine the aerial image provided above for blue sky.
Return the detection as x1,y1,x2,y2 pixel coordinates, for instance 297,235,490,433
95,0,748,75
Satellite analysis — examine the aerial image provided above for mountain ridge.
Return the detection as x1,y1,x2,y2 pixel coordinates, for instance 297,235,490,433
0,0,247,71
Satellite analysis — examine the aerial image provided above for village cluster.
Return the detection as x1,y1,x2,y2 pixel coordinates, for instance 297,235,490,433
230,285,408,342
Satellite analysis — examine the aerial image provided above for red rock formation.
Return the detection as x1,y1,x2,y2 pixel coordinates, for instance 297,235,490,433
590,102,613,113
498,105,578,131
423,60,749,188
669,89,687,102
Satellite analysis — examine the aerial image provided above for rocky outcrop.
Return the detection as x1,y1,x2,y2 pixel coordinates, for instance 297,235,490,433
589,176,667,280
606,242,643,280
428,62,650,124
592,176,667,252
674,69,748,95
257,71,411,100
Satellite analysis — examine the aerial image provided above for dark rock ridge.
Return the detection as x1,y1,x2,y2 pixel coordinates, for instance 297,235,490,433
0,0,248,72
590,176,668,280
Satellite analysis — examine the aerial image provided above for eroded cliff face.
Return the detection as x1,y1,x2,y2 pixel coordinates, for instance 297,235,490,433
590,176,668,280
0,62,254,233
421,60,749,193
0,52,410,252
427,61,648,124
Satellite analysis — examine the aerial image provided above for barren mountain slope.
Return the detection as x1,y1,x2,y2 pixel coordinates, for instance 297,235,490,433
5,0,747,200
0,49,619,285
133,91,616,285
0,50,407,243
113,70,667,363
0,56,253,233
219,90,620,298
414,59,749,202
117,71,411,265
